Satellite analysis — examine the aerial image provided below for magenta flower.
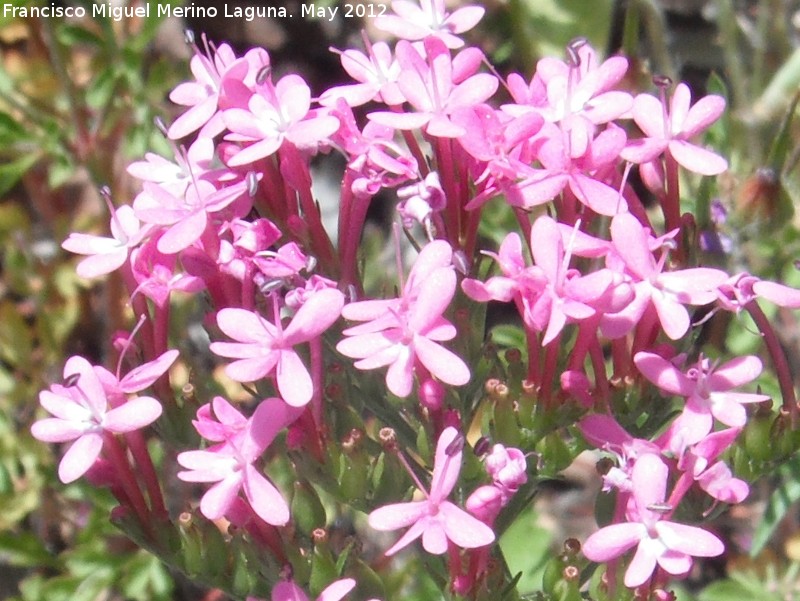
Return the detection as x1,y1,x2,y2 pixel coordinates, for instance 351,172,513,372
210,288,345,406
62,205,152,279
621,83,727,175
374,0,485,49
368,427,495,555
31,356,163,483
336,240,470,398
582,453,724,588
177,397,300,526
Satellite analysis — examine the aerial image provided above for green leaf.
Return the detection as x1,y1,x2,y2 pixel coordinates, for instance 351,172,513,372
0,154,38,196
55,24,103,48
751,453,800,556
0,531,56,568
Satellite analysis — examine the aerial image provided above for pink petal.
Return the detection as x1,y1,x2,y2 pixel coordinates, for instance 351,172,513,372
103,396,162,432
709,355,762,389
668,141,727,175
368,500,428,530
217,308,275,344
385,346,415,397
200,473,242,520
283,288,345,344
243,464,290,526
318,579,356,601
120,349,179,393
31,418,86,443
632,93,667,139
59,433,104,483
429,426,461,503
624,540,658,588
413,336,470,386
681,94,725,136
439,502,495,548
276,350,313,407
157,209,207,254
421,519,449,554
656,521,724,557
634,352,694,395
225,354,279,383
582,522,644,562
383,518,427,556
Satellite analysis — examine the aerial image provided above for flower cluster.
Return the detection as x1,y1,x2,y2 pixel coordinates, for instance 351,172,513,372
31,1,800,599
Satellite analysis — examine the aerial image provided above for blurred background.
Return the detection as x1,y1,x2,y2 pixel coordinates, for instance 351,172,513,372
1,1,800,599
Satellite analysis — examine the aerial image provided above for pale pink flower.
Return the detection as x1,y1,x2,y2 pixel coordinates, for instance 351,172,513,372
177,397,299,526
31,356,162,483
368,427,495,555
582,453,724,588
622,83,727,175
62,205,152,279
210,288,345,406
336,240,470,398
133,179,248,255
320,42,404,107
375,0,485,49
223,74,340,167
717,272,800,313
95,350,179,405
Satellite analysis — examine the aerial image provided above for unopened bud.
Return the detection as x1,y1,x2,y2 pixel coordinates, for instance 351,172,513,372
653,74,672,88
379,427,397,451
563,565,580,582
564,538,581,556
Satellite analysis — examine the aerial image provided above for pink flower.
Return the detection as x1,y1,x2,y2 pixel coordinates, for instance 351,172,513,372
265,578,356,601
582,453,724,588
336,240,470,397
375,0,485,49
223,74,340,167
484,444,527,497
602,212,728,339
133,179,248,255
177,397,299,526
62,205,152,278
621,83,727,175
320,42,404,107
635,352,769,441
368,427,495,555
31,356,163,483
368,38,498,138
210,288,345,406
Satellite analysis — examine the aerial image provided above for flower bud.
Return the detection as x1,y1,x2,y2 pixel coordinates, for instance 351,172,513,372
465,485,503,523
485,444,527,493
419,378,445,410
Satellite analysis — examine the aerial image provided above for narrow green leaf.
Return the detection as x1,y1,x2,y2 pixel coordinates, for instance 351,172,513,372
750,453,800,556
0,154,38,196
